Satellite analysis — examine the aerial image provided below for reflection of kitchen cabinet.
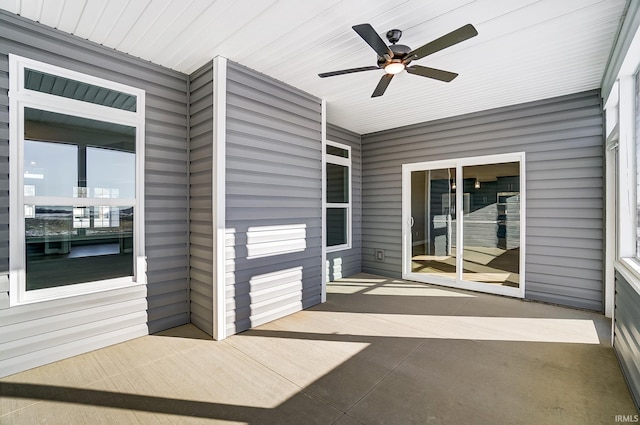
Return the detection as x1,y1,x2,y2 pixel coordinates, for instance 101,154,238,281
441,193,470,215
497,192,520,250
497,176,519,193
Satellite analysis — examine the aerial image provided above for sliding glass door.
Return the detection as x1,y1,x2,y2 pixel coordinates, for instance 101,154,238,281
402,153,525,297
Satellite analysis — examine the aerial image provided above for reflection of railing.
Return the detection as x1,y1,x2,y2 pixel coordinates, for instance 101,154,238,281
26,232,133,256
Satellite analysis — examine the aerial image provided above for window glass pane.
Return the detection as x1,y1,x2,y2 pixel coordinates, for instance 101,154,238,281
327,208,347,246
410,168,457,277
461,162,520,288
25,205,134,291
87,147,135,199
24,108,135,198
25,68,137,112
327,163,348,203
327,145,349,158
24,140,77,197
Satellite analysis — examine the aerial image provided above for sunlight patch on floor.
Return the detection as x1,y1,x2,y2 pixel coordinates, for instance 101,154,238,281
364,286,475,297
370,314,601,344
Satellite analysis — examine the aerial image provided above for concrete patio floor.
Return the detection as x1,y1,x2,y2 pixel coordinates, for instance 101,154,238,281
1,273,637,424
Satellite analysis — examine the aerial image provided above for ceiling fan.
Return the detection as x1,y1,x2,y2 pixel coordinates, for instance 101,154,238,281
318,23,478,97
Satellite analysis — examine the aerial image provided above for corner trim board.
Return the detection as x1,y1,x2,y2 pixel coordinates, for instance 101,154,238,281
212,56,227,340
321,99,327,301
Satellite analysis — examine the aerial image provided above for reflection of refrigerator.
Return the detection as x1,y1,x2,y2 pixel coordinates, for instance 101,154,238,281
497,192,519,250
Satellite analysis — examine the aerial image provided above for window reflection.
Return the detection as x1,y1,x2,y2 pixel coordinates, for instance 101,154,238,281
410,162,521,289
327,208,347,246
23,140,77,197
462,162,520,287
24,108,135,199
327,163,348,203
87,147,134,199
411,168,457,277
22,107,136,291
25,206,134,291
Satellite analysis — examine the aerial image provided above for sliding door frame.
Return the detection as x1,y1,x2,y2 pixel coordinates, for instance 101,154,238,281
402,152,526,298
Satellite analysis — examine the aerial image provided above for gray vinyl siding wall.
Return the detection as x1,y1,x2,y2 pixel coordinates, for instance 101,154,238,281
326,124,362,280
0,11,189,377
188,61,214,336
361,90,604,311
614,271,640,410
225,61,322,335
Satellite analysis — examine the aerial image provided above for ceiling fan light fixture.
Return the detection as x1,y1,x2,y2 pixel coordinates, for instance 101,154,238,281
384,62,405,74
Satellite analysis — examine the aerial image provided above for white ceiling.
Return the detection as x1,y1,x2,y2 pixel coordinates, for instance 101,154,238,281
0,0,628,134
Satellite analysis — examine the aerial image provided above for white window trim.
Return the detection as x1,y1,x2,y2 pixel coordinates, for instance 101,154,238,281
401,152,526,299
8,54,146,306
325,140,352,253
604,21,640,313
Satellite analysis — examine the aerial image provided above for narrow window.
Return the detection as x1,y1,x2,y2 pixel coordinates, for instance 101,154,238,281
325,141,351,251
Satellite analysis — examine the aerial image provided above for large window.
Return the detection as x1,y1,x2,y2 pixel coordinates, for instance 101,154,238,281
325,141,352,251
9,55,145,305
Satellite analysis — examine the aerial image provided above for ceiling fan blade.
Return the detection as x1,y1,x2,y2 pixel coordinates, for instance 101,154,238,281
372,74,393,97
405,24,478,62
352,24,393,59
406,65,458,82
318,66,380,78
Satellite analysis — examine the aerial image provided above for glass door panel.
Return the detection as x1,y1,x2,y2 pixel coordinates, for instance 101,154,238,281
461,162,520,288
410,168,456,279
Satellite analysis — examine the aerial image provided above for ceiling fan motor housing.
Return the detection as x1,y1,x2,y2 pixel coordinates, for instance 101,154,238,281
377,44,412,67
386,29,403,44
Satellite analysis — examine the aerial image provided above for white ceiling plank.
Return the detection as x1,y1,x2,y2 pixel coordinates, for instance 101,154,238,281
146,0,229,64
113,0,173,53
99,0,152,48
17,0,39,19
88,0,141,46
203,0,345,65
169,0,279,74
0,0,20,14
73,0,108,39
124,0,207,60
0,0,628,134
39,0,66,28
158,0,240,69
56,0,87,34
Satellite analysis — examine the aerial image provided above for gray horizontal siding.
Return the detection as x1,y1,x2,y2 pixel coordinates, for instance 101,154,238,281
188,60,214,336
361,90,604,311
0,11,189,377
225,61,322,335
326,123,362,280
614,271,640,411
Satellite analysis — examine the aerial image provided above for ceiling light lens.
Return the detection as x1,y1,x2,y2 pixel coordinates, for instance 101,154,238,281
385,62,405,74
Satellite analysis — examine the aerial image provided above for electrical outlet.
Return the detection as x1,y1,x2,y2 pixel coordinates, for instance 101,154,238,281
375,249,385,262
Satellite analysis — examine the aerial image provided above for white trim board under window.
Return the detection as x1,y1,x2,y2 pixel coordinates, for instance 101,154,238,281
325,140,352,252
8,54,146,305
